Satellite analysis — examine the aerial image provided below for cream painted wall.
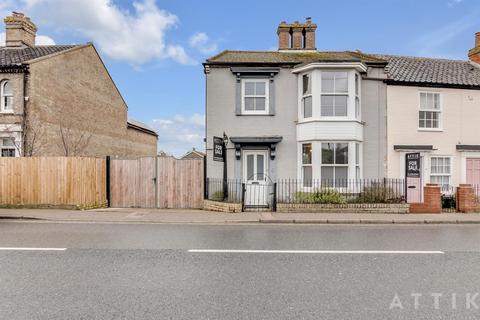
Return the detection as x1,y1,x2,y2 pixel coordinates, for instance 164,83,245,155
387,85,480,187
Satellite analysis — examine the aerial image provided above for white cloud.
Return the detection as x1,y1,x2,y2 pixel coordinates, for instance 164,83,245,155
2,0,196,65
151,113,205,156
0,31,55,45
189,32,218,55
448,0,463,8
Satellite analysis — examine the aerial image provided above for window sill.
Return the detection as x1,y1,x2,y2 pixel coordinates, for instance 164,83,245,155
0,110,14,114
237,113,273,116
417,128,443,132
297,118,363,124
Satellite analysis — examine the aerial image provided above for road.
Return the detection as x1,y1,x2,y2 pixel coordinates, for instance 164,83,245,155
1,221,480,319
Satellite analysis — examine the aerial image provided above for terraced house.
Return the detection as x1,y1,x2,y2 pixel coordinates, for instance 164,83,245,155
204,18,480,206
0,12,157,158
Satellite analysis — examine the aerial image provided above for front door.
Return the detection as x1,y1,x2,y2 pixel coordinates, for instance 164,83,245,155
466,159,480,192
243,150,268,206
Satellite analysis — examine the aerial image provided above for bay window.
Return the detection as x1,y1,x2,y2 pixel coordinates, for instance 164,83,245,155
302,143,312,187
419,92,441,129
321,72,348,117
302,74,312,118
321,142,348,187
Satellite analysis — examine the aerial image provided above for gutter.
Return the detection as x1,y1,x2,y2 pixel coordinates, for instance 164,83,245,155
127,122,158,137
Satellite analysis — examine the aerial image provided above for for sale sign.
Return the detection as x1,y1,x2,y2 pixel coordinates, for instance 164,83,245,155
213,136,224,162
406,153,421,178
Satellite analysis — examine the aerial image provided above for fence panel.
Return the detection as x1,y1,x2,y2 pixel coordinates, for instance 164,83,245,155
110,157,204,209
0,157,106,208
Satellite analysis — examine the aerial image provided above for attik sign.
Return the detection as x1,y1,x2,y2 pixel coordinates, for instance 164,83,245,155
213,136,224,162
405,153,421,178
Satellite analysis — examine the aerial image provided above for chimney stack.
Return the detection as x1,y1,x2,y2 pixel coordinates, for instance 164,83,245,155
4,12,37,48
276,18,317,51
468,32,480,63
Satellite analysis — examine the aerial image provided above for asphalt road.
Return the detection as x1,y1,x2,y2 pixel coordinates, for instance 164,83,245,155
2,221,480,319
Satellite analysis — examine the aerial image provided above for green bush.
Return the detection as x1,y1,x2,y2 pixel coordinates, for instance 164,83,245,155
210,191,224,201
355,183,400,203
294,189,346,204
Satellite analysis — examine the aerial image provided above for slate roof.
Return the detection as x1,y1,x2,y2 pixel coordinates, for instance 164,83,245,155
0,45,79,66
127,117,158,136
206,50,480,88
206,50,386,65
373,54,480,87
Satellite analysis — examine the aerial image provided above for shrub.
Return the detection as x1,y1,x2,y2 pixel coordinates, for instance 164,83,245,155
294,189,346,204
210,191,224,201
355,183,400,203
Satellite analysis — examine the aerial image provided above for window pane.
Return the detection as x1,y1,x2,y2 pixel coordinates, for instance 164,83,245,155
256,82,266,96
355,143,359,165
2,138,14,147
335,167,348,187
255,97,266,111
321,166,334,184
335,72,348,93
355,74,359,95
303,166,312,187
334,96,348,116
3,81,12,95
321,95,334,116
302,74,310,95
433,94,440,110
335,143,348,164
257,154,264,180
1,148,15,157
4,96,12,109
356,166,360,180
322,143,334,164
247,155,254,180
420,93,427,109
244,97,254,110
245,82,255,95
302,143,312,164
303,96,312,118
321,72,335,92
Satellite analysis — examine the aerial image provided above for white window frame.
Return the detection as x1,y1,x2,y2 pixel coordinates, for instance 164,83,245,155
1,80,14,113
418,91,442,131
320,142,349,186
241,78,269,115
429,156,452,194
355,73,361,120
0,137,17,157
301,143,313,187
301,73,313,119
320,71,349,118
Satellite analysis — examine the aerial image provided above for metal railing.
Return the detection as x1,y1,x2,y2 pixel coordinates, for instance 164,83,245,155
205,178,243,203
276,178,406,204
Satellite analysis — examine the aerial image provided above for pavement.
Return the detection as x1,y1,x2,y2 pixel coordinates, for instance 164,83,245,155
2,222,480,319
1,207,480,224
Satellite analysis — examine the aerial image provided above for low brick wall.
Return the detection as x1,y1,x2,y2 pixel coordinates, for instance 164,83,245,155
277,203,410,213
456,184,480,213
203,200,242,213
409,184,442,214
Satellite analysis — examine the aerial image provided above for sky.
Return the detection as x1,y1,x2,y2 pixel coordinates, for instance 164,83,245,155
0,0,479,156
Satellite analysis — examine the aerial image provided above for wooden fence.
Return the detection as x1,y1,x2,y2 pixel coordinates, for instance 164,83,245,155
110,157,204,208
0,157,106,208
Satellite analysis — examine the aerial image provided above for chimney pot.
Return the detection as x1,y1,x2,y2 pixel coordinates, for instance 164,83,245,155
4,12,37,48
277,19,317,51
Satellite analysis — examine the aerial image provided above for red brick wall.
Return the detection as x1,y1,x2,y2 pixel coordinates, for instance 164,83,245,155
456,184,480,213
409,184,442,214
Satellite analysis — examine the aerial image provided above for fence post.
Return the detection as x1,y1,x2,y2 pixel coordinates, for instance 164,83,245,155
203,154,207,200
241,183,246,212
106,156,111,207
205,178,209,200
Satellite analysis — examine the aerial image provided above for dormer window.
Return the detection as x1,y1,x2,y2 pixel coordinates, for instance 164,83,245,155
1,80,13,113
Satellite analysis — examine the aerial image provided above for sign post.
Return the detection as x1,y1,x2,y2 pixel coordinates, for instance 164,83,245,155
213,135,228,201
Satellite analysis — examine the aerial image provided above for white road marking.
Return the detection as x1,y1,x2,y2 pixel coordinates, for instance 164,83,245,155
188,249,445,254
0,247,67,251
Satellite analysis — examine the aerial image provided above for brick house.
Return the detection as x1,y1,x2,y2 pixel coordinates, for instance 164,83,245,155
0,12,157,158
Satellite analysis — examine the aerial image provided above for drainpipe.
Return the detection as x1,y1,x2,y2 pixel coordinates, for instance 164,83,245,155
21,64,29,156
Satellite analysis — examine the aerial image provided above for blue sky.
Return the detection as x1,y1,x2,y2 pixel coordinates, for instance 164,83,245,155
1,0,479,155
